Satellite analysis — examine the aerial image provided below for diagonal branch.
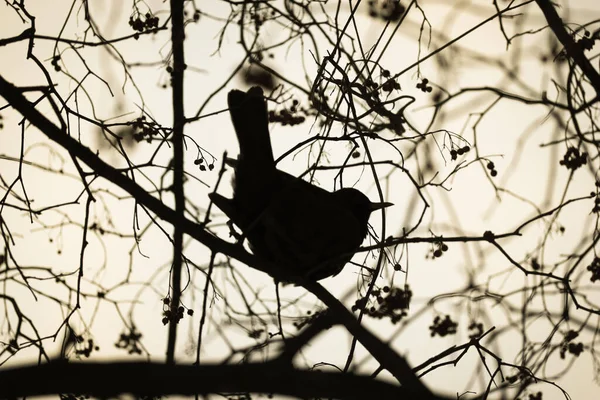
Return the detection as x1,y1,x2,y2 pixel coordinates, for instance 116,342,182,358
535,0,600,95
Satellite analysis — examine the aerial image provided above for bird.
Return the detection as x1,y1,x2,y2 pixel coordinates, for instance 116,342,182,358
209,86,392,281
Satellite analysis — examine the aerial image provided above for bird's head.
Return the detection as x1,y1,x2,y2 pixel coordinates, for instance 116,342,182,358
333,188,393,236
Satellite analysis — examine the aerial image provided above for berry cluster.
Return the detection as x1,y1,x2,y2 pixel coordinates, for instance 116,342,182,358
593,197,600,214
194,157,214,172
51,55,62,72
268,99,307,126
416,78,432,93
576,30,597,52
486,160,498,177
352,285,412,324
185,9,201,22
429,315,457,337
562,342,584,358
559,147,587,171
378,68,401,93
389,112,406,135
506,371,533,385
382,77,401,92
131,115,161,143
450,145,471,160
73,336,99,358
559,330,584,359
360,76,400,95
587,257,600,282
115,326,143,355
432,241,448,258
368,0,405,22
468,321,484,340
129,12,159,35
592,183,600,213
161,297,193,325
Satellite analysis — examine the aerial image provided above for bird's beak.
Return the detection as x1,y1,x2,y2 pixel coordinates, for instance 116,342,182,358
370,201,393,211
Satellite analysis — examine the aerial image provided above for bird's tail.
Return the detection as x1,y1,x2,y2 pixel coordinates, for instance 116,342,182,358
227,87,275,174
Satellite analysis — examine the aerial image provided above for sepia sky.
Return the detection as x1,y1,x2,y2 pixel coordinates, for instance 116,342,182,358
1,1,600,399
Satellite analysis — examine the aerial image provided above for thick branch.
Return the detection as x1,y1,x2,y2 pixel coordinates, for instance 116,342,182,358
0,361,426,399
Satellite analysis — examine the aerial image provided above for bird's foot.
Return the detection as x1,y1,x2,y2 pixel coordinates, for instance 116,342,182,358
226,220,245,244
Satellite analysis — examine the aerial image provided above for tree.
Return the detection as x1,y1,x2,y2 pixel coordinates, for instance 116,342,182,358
0,0,599,399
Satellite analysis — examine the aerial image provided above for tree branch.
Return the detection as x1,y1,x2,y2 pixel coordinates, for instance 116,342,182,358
535,0,600,95
0,361,443,399
166,0,186,365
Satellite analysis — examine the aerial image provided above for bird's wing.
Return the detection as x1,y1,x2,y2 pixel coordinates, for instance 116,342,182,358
260,180,363,269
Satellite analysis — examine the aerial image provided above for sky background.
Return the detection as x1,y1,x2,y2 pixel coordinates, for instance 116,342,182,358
1,1,600,399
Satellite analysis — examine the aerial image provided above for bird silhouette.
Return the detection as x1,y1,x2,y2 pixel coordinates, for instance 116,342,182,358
210,87,392,281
